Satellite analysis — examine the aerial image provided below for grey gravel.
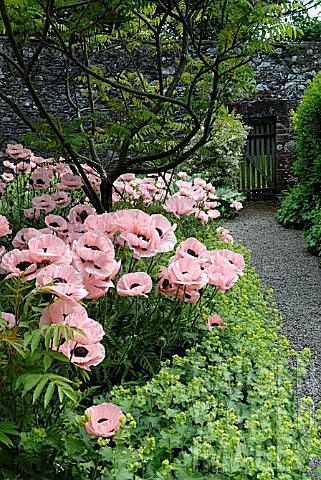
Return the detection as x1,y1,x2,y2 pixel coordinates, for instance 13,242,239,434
225,201,321,402
225,201,321,475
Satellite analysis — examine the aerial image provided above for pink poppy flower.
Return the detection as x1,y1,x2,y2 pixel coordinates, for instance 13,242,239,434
32,194,56,212
1,249,38,280
36,264,88,301
1,312,16,328
15,161,32,173
114,210,161,259
151,214,177,253
2,172,15,183
45,215,69,237
53,161,71,176
216,227,234,244
85,403,123,437
57,173,83,190
24,208,41,220
163,196,196,218
65,314,105,344
157,266,179,296
72,231,114,259
0,215,11,237
194,177,207,187
58,340,105,370
84,213,117,238
174,238,208,263
0,246,6,273
117,272,152,297
176,287,200,304
190,187,207,202
12,228,42,249
30,155,50,166
177,171,188,179
118,173,136,182
29,168,52,189
74,249,120,279
28,234,72,265
230,200,243,211
51,192,71,209
40,300,87,326
204,182,215,193
203,201,219,210
88,173,101,192
3,160,15,170
6,144,31,159
194,210,208,224
205,256,238,292
82,275,113,300
167,257,208,289
207,314,224,331
208,209,221,220
113,209,149,233
69,205,95,232
209,250,245,276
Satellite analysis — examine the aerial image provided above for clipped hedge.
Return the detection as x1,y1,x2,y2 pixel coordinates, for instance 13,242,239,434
55,240,321,480
277,72,321,256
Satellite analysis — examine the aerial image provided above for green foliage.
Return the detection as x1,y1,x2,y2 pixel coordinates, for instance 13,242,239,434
50,260,321,479
185,110,249,188
291,10,321,40
0,0,302,212
293,72,321,180
277,71,321,256
275,182,314,228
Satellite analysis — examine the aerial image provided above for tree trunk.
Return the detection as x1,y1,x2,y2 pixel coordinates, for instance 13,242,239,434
100,177,114,212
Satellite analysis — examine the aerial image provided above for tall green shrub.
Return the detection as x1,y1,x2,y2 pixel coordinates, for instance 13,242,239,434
293,71,321,182
277,72,321,256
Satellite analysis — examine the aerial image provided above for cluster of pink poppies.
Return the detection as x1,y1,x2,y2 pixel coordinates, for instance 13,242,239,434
1,144,242,222
158,237,245,303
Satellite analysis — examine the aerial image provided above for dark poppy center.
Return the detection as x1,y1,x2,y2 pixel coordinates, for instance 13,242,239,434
137,234,147,241
37,260,50,268
155,227,163,237
79,211,89,222
130,283,140,289
16,261,32,270
52,277,67,284
42,247,48,253
49,222,60,228
162,279,170,288
36,178,45,185
182,271,188,274
185,293,191,299
73,346,88,357
97,418,108,423
187,248,198,257
84,244,100,251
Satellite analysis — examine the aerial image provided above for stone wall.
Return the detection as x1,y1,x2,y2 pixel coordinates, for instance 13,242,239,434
232,41,321,193
0,38,321,191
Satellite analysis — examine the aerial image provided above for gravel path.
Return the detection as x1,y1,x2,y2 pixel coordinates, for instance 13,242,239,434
225,201,321,404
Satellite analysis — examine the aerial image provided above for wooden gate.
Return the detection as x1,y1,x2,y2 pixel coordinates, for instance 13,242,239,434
239,117,276,198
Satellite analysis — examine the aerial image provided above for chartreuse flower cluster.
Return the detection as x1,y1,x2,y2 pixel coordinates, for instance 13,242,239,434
54,246,321,479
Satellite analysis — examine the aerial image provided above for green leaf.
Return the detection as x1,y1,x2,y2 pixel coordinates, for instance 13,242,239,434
32,376,49,403
16,373,43,395
0,432,14,447
43,352,53,371
57,386,64,403
44,382,55,409
31,329,42,353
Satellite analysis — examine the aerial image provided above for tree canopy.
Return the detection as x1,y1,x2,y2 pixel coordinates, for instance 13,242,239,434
0,0,306,210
